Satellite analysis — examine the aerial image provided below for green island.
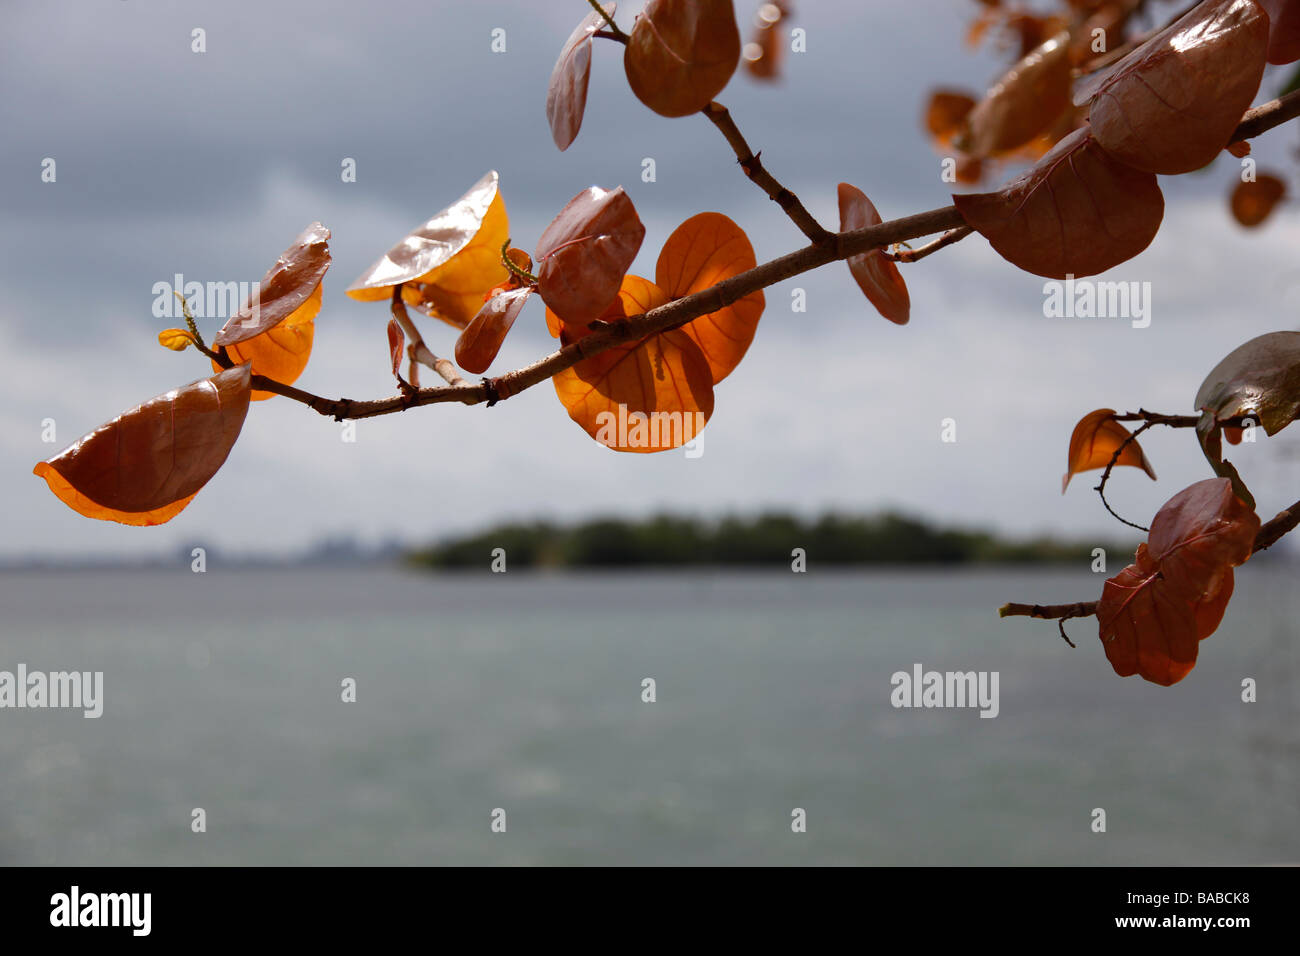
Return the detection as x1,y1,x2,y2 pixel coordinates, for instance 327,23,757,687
406,512,1139,570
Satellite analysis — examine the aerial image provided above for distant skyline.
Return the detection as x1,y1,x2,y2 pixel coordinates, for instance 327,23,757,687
4,0,1299,559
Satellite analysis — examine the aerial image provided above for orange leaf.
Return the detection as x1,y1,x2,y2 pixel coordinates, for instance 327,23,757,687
1098,478,1259,685
959,31,1072,157
624,0,741,117
924,89,977,149
213,284,318,401
552,276,713,452
1075,0,1270,174
387,317,405,379
654,211,764,381
837,184,910,325
214,222,330,347
547,2,615,150
33,365,252,526
1062,408,1158,493
347,171,508,329
1230,172,1286,227
535,185,645,329
456,287,532,374
953,127,1164,278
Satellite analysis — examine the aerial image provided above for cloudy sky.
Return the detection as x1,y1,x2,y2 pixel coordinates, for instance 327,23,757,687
3,0,1299,559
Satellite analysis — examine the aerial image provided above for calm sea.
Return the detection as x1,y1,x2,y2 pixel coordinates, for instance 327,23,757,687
0,564,1296,865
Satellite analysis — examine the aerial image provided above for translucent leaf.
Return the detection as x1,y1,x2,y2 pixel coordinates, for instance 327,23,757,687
1061,408,1157,493
624,0,742,117
837,184,910,325
158,328,197,351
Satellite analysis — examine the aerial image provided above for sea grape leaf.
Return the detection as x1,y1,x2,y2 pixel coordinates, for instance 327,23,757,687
953,127,1164,278
654,211,764,381
33,364,252,526
1194,330,1300,436
547,3,616,150
1075,0,1270,174
214,283,319,401
1229,172,1286,226
1061,408,1157,493
959,31,1073,157
214,222,330,347
624,0,741,117
1097,477,1259,685
535,185,644,329
1259,0,1300,63
456,287,532,374
837,184,910,325
552,275,714,452
347,171,508,329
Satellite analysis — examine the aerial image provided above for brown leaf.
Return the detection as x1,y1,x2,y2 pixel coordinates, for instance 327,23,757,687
837,184,910,325
959,31,1073,157
924,89,978,147
953,127,1164,278
455,287,532,374
1098,478,1259,685
1062,408,1157,492
33,365,252,526
624,0,742,117
547,3,616,151
1075,0,1270,174
534,185,645,328
386,317,405,379
213,222,330,347
1229,172,1286,226
1259,0,1300,63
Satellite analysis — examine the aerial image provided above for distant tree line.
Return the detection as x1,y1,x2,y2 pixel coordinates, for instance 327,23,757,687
406,512,1138,569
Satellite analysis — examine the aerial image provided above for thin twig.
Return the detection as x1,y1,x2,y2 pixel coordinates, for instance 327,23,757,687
702,101,834,244
586,0,627,41
890,226,974,263
1094,420,1156,533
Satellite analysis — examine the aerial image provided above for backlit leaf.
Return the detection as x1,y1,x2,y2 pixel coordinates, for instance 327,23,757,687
535,185,645,329
655,211,764,381
1075,0,1270,174
624,0,742,117
214,222,330,347
1229,172,1286,226
213,284,318,401
158,328,197,351
552,275,714,452
456,287,532,374
953,126,1164,278
1097,478,1259,685
1061,408,1157,493
924,89,978,149
547,3,616,151
347,171,508,329
837,184,910,325
33,364,252,526
959,30,1073,157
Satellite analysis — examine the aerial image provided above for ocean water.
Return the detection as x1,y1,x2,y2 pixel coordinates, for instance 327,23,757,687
0,564,1295,866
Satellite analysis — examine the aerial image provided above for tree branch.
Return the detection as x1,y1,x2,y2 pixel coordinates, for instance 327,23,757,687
701,101,833,243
